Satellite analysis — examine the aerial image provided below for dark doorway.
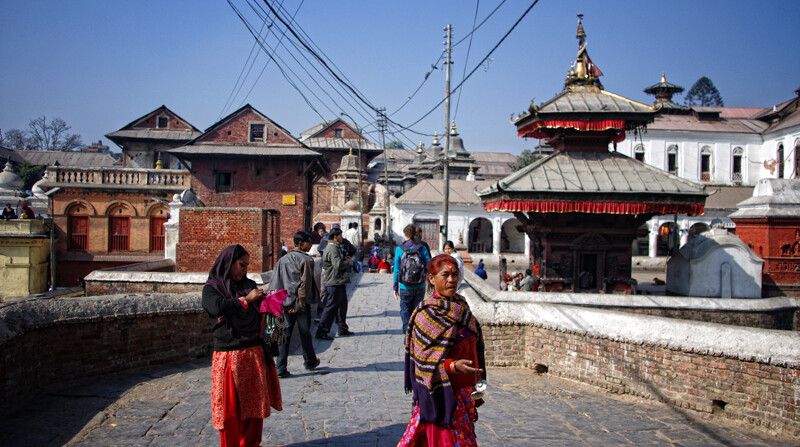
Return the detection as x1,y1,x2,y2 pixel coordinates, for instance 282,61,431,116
577,252,598,291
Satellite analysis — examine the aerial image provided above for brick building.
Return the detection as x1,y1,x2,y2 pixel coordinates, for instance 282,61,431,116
167,104,328,247
40,106,199,286
299,118,382,226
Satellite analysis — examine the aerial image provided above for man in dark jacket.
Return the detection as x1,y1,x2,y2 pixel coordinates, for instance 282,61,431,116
316,228,354,339
270,231,321,377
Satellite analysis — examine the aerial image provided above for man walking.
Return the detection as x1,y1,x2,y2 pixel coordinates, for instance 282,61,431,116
269,231,321,377
393,224,431,333
316,228,355,339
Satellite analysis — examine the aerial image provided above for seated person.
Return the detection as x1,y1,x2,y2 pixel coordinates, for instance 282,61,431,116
2,204,16,220
368,253,381,272
378,256,391,273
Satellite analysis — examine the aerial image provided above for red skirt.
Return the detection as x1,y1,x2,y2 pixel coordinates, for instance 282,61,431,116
397,386,478,447
211,345,282,430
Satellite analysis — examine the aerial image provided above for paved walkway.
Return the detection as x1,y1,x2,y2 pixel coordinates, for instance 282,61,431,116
1,273,792,446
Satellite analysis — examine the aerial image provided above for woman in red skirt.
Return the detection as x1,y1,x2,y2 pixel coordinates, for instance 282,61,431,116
398,254,486,446
203,244,282,447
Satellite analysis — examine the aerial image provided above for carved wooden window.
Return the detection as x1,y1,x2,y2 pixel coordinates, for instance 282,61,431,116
732,147,743,183
667,145,678,175
250,123,265,142
334,128,344,138
700,146,712,182
68,215,88,250
149,207,168,252
157,116,168,128
795,141,800,178
777,144,785,179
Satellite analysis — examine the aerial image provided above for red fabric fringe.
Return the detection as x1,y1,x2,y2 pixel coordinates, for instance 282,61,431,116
483,199,704,216
518,119,626,140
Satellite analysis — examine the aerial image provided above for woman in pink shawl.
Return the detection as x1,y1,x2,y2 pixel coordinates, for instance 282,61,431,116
202,244,282,447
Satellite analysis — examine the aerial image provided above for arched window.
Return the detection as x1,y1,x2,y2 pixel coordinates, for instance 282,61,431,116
777,144,785,179
732,147,743,183
108,204,130,252
67,204,89,251
794,140,800,178
700,146,712,182
149,206,168,252
633,144,645,163
667,145,678,175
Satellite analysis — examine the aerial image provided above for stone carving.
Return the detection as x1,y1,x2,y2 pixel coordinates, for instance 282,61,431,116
779,229,800,256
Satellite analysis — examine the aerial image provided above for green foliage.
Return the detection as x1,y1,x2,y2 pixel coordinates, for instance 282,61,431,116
684,76,724,107
14,161,46,192
511,149,543,171
385,141,404,150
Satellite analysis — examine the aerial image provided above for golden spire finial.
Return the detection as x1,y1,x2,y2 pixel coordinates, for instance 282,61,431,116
433,132,439,145
576,13,585,46
469,165,474,173
450,120,457,135
661,72,666,84
390,151,395,159
349,147,353,156
417,141,424,153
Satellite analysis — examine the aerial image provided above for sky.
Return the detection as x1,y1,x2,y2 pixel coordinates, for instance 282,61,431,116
1,1,799,156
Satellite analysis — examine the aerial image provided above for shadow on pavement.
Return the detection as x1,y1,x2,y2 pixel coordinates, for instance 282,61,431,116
282,423,406,446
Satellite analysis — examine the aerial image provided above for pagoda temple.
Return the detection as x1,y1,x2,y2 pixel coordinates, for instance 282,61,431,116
479,15,706,293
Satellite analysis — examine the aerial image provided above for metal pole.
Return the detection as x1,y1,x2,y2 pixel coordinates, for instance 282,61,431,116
378,108,390,241
441,24,452,246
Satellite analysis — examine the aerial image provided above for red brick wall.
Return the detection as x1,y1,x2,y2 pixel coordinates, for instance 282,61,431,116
0,296,210,412
732,217,800,296
189,157,308,245
197,109,297,145
176,208,280,273
483,323,799,439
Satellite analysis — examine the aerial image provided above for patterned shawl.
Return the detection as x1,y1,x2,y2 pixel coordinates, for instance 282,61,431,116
404,293,480,425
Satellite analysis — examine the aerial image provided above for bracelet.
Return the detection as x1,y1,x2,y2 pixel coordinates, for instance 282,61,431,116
238,297,248,311
445,359,456,374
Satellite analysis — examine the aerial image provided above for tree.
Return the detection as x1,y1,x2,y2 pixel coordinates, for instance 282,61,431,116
14,161,46,192
0,116,84,151
684,76,724,107
511,149,544,171
0,128,32,151
385,141,404,150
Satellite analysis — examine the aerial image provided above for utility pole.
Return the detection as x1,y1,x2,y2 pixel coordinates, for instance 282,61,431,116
441,24,452,248
377,107,391,241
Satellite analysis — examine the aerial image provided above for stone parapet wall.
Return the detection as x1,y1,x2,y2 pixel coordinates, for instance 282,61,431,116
0,293,210,413
462,273,800,438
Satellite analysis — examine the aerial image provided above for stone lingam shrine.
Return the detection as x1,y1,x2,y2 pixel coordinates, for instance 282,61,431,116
479,16,706,294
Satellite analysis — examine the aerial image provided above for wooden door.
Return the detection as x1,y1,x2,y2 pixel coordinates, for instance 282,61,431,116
415,219,439,251
109,216,130,251
68,216,89,250
150,217,167,252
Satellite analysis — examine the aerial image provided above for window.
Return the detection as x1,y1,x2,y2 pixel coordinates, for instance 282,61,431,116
777,144,785,178
157,116,168,128
250,123,265,142
108,206,131,252
150,214,168,252
216,172,232,192
700,146,712,182
667,145,678,175
795,141,800,178
633,144,645,162
334,128,343,138
68,215,88,250
732,147,743,183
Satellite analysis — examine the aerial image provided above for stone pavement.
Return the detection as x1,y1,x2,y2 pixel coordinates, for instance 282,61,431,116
1,273,793,446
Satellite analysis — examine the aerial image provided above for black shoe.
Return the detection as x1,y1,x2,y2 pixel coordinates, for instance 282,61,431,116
337,330,355,337
277,370,291,378
313,318,321,323
305,358,321,371
315,332,333,340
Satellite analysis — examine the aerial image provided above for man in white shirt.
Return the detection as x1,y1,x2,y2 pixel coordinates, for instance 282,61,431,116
344,222,360,248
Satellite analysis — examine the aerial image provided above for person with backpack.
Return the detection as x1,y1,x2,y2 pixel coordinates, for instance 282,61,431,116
393,224,431,333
